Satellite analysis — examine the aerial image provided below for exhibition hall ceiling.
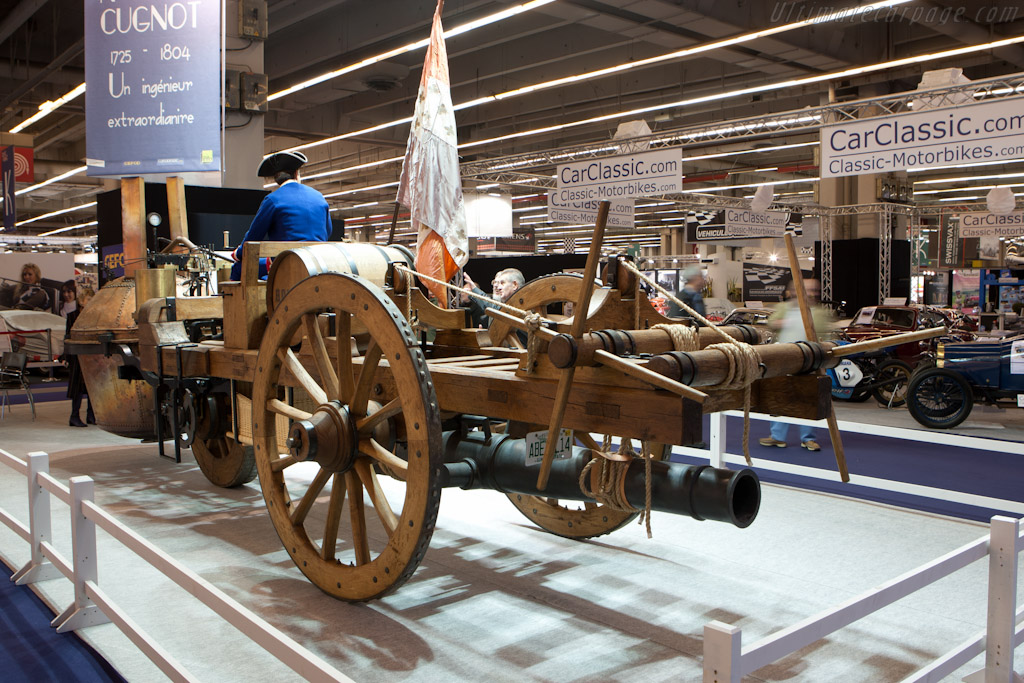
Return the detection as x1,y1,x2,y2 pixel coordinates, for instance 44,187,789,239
1,0,1023,250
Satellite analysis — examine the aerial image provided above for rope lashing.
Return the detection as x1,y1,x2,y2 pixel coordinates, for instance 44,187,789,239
652,323,699,352
579,436,655,538
618,257,762,465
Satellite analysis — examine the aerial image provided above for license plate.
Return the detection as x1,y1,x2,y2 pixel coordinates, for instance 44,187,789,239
525,429,573,466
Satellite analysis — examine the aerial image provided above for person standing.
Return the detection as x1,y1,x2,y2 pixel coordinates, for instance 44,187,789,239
461,268,524,328
667,266,706,319
65,287,96,428
58,280,77,317
759,279,829,451
229,151,331,280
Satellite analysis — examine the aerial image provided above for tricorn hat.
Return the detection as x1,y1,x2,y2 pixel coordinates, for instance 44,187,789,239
256,150,308,178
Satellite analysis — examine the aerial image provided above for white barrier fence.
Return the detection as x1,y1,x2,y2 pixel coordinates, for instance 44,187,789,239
703,516,1023,682
688,410,1024,517
0,448,353,683
692,412,1024,682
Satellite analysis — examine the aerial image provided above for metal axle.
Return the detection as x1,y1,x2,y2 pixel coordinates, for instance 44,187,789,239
438,430,760,528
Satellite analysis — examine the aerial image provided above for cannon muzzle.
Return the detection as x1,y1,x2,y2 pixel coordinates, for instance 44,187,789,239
439,430,759,528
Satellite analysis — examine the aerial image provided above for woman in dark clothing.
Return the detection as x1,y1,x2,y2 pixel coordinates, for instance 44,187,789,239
65,287,95,427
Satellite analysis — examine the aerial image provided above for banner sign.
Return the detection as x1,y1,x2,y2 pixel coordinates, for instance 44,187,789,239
84,0,221,176
956,210,1024,238
12,147,33,183
556,148,682,200
101,243,126,280
821,98,1024,178
742,263,790,302
939,214,960,268
1,147,14,231
477,226,535,253
686,209,798,240
547,195,634,228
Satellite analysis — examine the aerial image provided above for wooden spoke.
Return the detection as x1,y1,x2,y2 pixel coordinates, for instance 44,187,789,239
358,438,409,475
355,460,398,537
304,313,340,401
350,342,382,415
355,397,402,434
271,454,300,472
335,310,355,403
267,398,312,422
290,468,332,526
321,474,345,560
277,347,329,406
345,471,370,566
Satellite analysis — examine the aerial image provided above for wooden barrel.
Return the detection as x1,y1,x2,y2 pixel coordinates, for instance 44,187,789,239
266,242,414,314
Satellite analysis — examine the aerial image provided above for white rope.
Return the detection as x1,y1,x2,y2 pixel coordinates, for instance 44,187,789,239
652,323,698,352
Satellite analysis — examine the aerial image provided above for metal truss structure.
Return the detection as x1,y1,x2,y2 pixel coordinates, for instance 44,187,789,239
461,73,1024,177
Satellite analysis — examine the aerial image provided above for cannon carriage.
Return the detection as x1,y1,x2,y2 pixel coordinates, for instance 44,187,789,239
65,205,940,602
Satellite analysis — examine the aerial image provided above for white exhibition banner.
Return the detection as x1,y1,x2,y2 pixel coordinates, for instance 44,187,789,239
546,195,634,228
555,148,682,200
820,98,1024,178
724,208,790,237
464,192,512,237
956,210,1024,238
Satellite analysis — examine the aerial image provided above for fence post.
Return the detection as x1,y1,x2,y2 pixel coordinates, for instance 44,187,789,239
710,412,726,468
964,516,1023,683
52,476,109,633
12,451,60,585
703,621,741,683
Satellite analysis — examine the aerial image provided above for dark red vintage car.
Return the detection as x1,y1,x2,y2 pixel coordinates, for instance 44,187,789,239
841,305,976,365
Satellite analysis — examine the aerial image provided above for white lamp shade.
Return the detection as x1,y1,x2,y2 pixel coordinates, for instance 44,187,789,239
987,186,1016,215
750,184,774,213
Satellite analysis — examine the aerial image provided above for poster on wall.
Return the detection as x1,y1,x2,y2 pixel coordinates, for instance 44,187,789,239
952,269,980,313
656,269,678,294
84,0,222,176
742,263,791,302
938,214,961,268
0,253,76,314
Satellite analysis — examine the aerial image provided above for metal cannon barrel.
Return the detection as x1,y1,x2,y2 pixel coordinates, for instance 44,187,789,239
439,430,760,528
266,242,415,315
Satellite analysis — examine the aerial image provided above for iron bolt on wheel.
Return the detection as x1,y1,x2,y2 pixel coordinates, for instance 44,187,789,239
872,359,913,408
907,367,974,429
252,273,442,601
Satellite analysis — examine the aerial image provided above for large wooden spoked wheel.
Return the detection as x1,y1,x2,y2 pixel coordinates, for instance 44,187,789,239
487,274,597,347
505,437,669,539
252,273,442,601
192,392,257,488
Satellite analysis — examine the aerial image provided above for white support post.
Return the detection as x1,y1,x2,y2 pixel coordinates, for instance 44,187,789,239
964,516,1023,683
703,621,742,683
709,412,726,468
12,452,60,585
52,476,109,633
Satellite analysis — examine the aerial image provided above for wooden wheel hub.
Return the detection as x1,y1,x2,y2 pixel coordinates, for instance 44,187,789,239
288,401,357,473
287,399,393,474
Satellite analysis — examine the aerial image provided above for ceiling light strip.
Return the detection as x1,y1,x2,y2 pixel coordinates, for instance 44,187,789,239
9,83,86,134
15,201,98,227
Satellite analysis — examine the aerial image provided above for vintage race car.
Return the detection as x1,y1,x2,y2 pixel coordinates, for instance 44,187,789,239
842,305,974,366
906,333,1024,428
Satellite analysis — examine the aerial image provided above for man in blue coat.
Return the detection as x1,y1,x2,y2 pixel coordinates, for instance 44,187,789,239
230,150,331,280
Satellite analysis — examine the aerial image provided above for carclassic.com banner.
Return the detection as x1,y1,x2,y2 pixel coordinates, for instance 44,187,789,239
820,98,1024,178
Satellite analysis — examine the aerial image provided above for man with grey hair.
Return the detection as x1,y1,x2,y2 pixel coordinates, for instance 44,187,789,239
461,268,525,328
667,266,705,319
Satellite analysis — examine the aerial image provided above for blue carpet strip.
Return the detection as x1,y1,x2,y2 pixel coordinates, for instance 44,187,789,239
669,414,1024,523
0,566,126,682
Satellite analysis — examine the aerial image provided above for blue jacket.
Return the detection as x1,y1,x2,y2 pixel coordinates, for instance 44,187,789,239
231,181,331,279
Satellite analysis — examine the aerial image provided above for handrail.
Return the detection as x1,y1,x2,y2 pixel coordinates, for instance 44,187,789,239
0,449,353,682
703,517,1023,682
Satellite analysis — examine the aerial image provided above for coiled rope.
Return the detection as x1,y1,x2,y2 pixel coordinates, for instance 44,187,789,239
579,436,655,538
